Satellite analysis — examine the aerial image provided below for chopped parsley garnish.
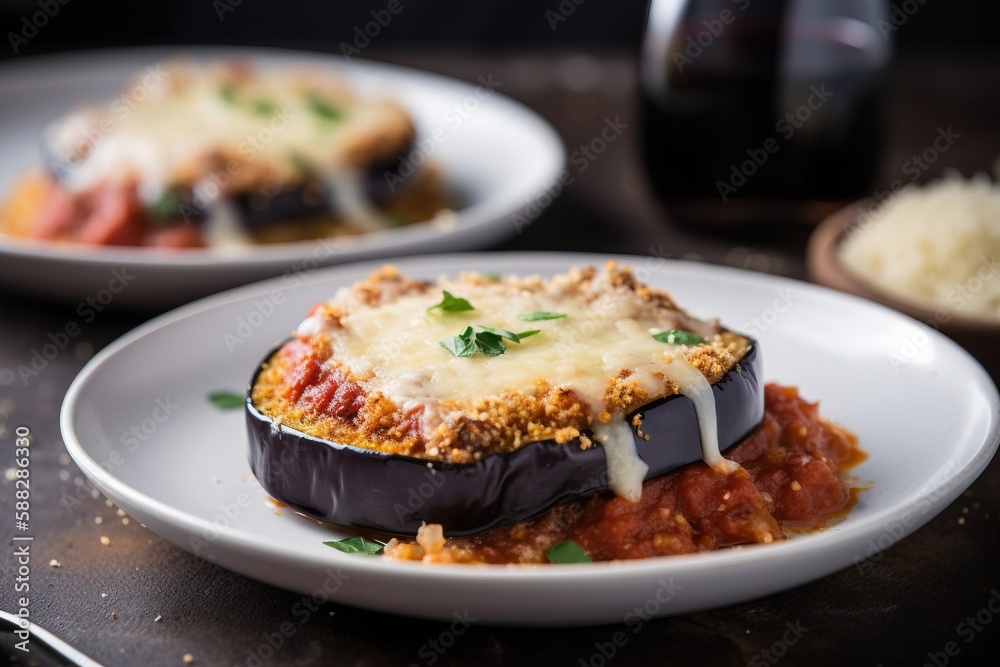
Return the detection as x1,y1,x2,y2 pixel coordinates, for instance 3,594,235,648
251,99,277,115
323,536,385,555
148,189,181,221
287,151,311,173
440,326,540,358
218,84,238,104
218,84,280,118
208,391,244,410
519,311,566,321
306,94,344,121
652,329,706,346
427,291,475,314
474,330,506,356
482,272,502,281
440,326,476,357
477,326,537,343
545,540,592,564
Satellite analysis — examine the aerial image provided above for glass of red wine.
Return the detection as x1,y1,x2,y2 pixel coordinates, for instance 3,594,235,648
639,0,892,230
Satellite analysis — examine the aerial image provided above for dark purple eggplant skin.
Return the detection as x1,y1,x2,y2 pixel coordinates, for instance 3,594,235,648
246,339,763,536
231,154,418,229
46,140,417,227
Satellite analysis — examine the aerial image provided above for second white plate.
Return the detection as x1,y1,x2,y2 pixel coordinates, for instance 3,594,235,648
61,253,1000,625
0,47,564,306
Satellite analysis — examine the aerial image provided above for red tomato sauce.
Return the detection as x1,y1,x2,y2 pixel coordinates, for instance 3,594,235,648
386,384,864,564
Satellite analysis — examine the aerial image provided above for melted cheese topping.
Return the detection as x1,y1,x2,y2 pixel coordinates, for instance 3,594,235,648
293,267,745,500
310,282,717,400
45,61,412,202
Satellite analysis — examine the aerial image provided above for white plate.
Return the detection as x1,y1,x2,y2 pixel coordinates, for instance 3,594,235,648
0,48,564,307
61,252,1000,626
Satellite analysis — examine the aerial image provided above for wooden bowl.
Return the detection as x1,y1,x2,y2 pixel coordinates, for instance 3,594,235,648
807,199,1000,381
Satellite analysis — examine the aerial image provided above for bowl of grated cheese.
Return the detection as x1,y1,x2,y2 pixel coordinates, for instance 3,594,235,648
808,173,1000,379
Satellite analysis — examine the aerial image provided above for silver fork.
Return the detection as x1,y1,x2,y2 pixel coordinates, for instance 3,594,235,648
0,609,106,667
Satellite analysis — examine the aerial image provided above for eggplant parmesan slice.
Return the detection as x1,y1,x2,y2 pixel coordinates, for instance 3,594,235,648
247,262,764,535
1,60,449,247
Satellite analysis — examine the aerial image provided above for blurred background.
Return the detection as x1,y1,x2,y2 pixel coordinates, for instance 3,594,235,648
1,0,998,311
0,0,998,57
0,0,998,292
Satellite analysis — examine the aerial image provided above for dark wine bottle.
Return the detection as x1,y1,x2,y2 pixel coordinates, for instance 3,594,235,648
639,0,891,229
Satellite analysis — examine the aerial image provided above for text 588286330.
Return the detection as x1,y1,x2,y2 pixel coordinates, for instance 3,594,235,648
11,424,32,653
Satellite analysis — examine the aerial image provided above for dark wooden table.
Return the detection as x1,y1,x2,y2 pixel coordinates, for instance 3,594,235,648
1,50,999,667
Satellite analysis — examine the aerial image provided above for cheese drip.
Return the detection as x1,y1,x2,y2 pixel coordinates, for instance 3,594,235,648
593,417,648,502
592,354,736,504
660,359,739,474
321,171,396,234
202,195,253,248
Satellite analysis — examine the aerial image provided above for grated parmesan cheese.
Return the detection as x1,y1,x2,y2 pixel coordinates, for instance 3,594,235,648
839,174,1000,318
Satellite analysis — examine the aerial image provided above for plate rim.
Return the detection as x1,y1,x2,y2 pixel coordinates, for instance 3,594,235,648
60,251,1000,584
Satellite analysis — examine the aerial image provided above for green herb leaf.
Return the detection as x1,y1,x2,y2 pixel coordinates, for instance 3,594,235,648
306,94,344,121
440,326,476,357
652,329,706,346
482,272,501,281
208,390,244,410
287,151,311,173
476,327,540,343
476,326,523,343
252,99,277,115
519,311,566,321
323,536,385,555
218,84,238,104
474,331,506,357
428,291,475,314
441,325,538,358
148,190,181,221
545,540,592,564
